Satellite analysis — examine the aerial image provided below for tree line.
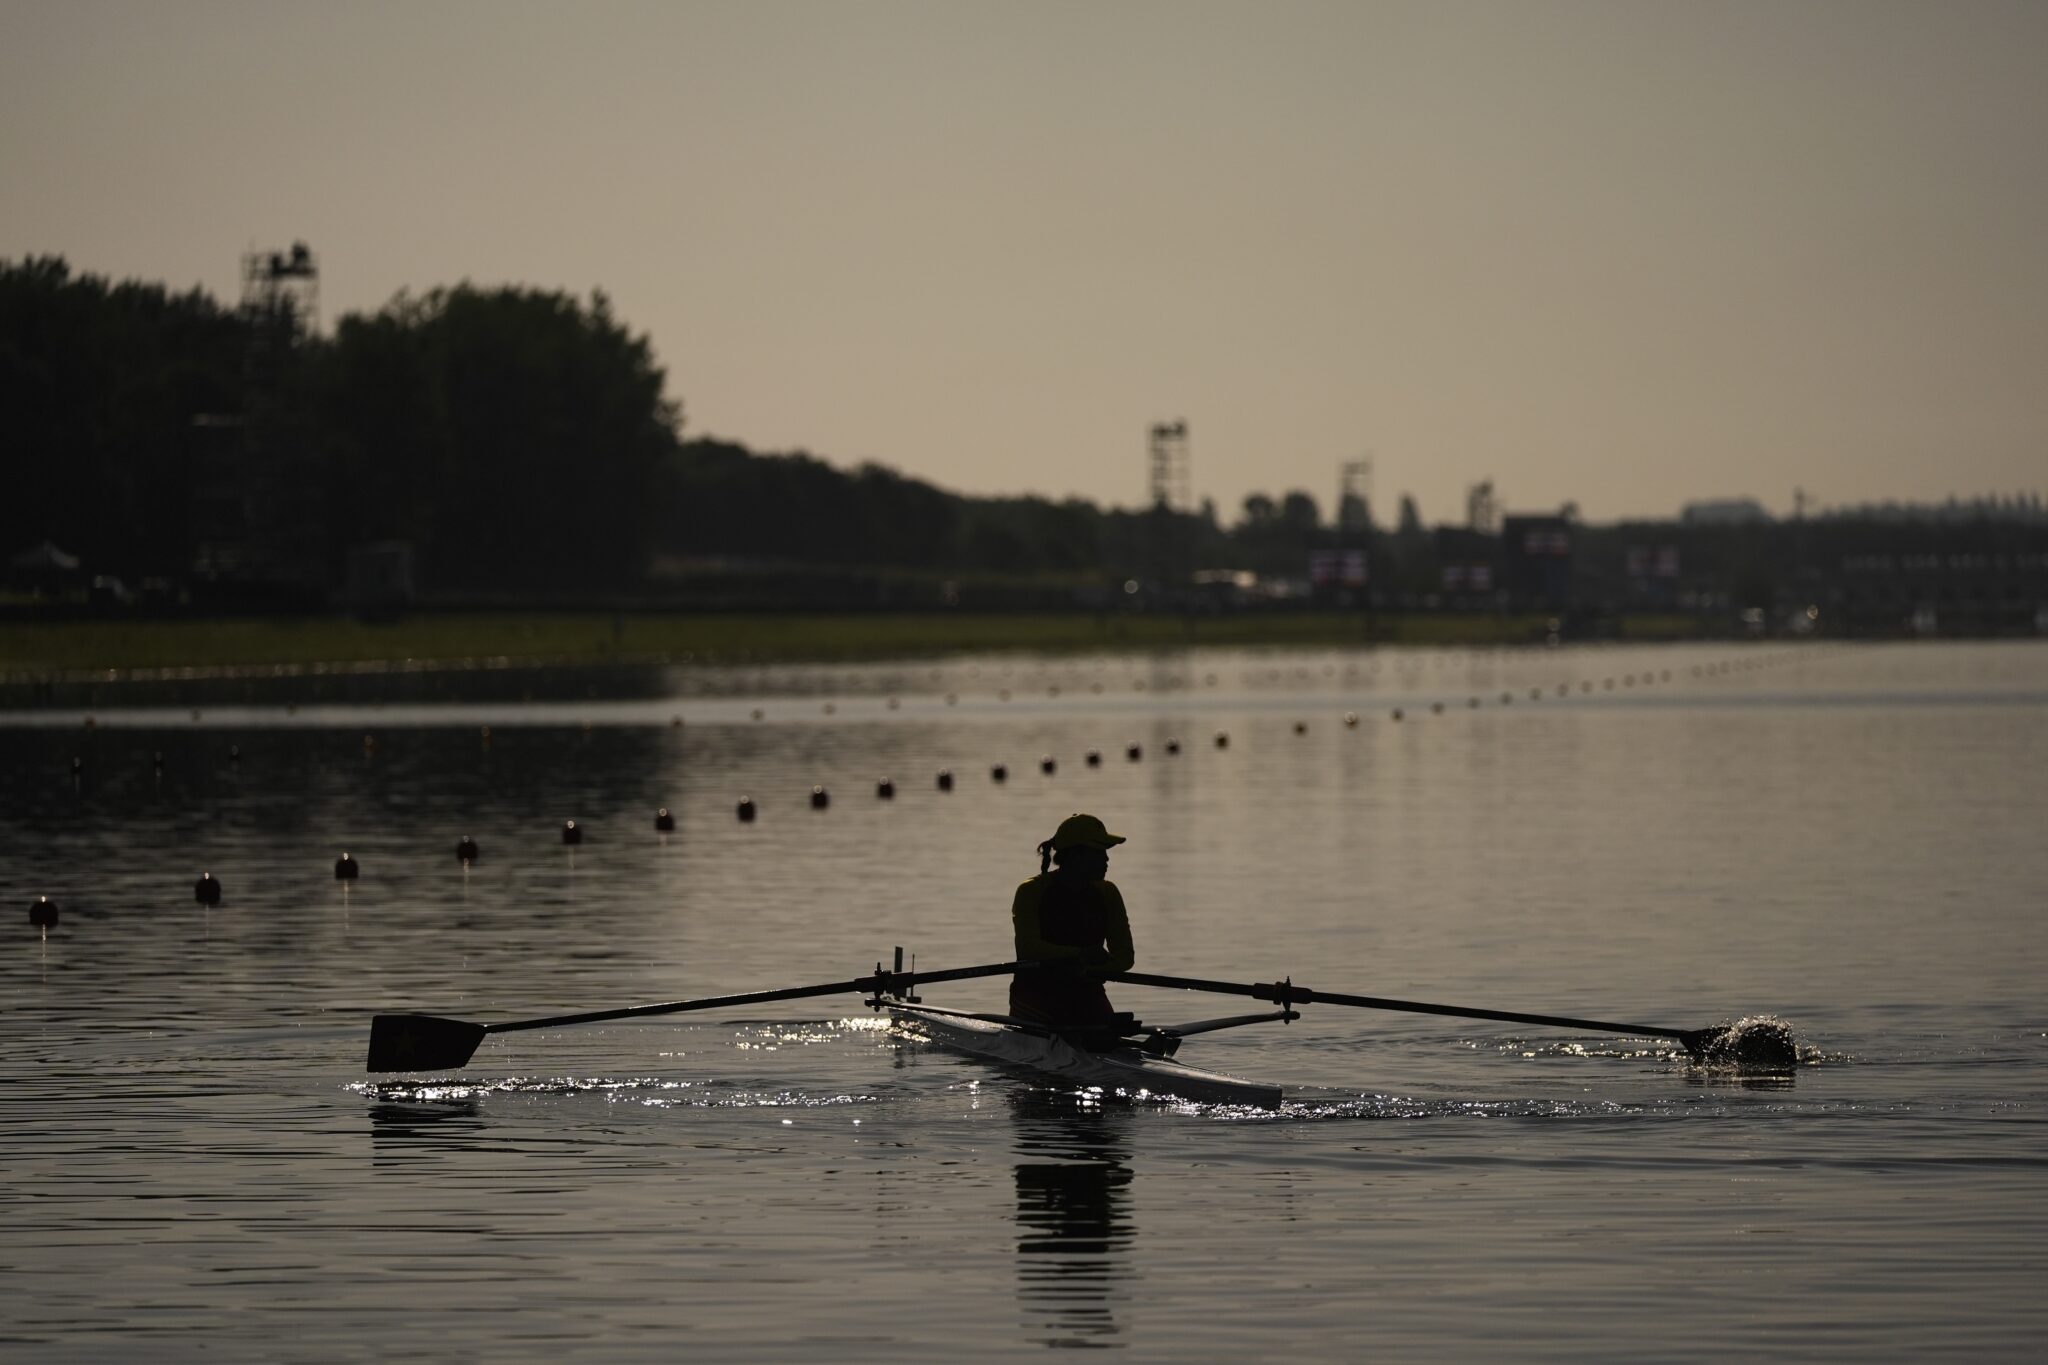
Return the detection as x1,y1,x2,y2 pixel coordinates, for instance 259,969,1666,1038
3,257,1394,600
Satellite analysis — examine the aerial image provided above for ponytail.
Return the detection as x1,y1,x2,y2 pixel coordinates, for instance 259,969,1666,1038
1037,839,1054,874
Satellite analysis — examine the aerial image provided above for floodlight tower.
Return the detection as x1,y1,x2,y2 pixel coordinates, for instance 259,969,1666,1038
1148,420,1191,512
222,242,324,591
241,241,319,338
1466,479,1499,535
1339,457,1374,535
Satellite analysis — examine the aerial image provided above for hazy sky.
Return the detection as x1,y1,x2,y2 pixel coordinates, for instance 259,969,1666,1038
4,0,2044,523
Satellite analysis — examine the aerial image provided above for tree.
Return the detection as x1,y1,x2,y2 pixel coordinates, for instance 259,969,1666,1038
0,255,247,578
316,284,681,591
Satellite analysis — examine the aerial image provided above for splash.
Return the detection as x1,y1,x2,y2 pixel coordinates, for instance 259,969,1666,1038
1695,1014,1801,1071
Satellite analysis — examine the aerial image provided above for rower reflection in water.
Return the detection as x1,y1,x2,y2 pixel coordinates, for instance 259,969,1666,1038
1010,1091,1135,1348
1010,814,1137,1034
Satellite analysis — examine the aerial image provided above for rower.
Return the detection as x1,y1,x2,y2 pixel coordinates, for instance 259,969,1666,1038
1010,813,1136,1040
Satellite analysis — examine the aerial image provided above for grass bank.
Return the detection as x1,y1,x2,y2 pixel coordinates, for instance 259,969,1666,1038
0,611,1706,676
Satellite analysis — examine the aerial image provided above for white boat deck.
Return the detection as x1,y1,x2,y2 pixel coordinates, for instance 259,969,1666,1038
884,999,1284,1108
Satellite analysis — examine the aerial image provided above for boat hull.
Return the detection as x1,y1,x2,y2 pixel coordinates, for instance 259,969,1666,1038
885,1000,1282,1108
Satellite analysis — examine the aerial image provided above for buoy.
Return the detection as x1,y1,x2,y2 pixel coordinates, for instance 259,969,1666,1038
936,769,954,791
887,697,900,710
1126,743,1142,761
822,703,836,715
30,897,59,928
1501,692,1512,705
945,693,957,705
750,708,764,721
83,715,96,728
1293,721,1307,734
876,778,895,799
194,873,221,906
1343,712,1358,727
1530,688,1542,701
1391,708,1404,721
456,836,480,865
811,786,830,809
480,725,492,745
736,796,757,822
1215,731,1229,749
334,853,359,882
991,764,1008,783
1041,755,1057,774
656,807,676,831
999,689,1012,701
670,715,683,727
1085,750,1101,767
1165,738,1181,754
1468,697,1481,709
363,734,377,751
562,819,582,846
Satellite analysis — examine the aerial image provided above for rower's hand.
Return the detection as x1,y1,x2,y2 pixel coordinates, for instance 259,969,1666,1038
1076,945,1114,977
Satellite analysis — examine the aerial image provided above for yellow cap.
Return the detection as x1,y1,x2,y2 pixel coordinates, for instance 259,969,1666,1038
1051,813,1126,850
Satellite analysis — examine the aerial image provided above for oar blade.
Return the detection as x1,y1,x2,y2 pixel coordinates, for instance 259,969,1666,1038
367,1013,488,1073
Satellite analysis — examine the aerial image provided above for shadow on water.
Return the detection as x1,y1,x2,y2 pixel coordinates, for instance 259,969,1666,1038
1008,1089,1137,1350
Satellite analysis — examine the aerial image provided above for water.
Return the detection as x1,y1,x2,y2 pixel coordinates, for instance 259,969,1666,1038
4,641,2045,1360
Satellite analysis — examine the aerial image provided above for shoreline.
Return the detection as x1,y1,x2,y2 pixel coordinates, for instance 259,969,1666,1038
0,609,1721,680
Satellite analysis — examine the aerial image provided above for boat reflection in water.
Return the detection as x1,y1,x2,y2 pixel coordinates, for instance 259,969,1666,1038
366,1090,492,1167
1008,1090,1136,1349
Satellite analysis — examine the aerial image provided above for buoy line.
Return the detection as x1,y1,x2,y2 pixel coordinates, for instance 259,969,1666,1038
29,643,1834,913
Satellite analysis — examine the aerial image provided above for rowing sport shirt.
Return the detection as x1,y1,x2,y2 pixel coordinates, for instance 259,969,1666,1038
1009,873,1135,1026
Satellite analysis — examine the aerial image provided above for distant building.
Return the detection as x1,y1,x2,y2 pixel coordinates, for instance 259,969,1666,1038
1681,498,1772,526
1500,515,1573,610
1434,528,1496,601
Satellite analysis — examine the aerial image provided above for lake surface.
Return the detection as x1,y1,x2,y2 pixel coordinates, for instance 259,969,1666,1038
4,640,2045,1361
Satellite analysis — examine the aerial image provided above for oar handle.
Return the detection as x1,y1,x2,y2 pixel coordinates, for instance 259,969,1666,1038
483,960,1025,1037
1108,971,1698,1043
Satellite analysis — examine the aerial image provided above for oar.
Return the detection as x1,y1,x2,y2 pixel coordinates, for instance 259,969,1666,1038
366,960,1023,1073
1108,970,1781,1065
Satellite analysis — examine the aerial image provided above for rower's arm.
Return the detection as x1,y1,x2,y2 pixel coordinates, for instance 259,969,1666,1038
1101,883,1135,973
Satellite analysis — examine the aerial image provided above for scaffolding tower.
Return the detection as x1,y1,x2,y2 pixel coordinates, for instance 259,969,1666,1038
1466,479,1499,535
1148,420,1191,512
1339,457,1374,535
193,243,326,596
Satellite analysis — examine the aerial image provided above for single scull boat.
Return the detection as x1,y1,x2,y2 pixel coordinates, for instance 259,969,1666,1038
365,950,1792,1084
872,962,1291,1107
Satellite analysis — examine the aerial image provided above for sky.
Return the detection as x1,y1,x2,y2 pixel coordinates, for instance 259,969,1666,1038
4,0,2044,524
